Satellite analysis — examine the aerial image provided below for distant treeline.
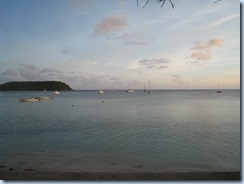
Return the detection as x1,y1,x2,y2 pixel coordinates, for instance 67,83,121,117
0,81,72,91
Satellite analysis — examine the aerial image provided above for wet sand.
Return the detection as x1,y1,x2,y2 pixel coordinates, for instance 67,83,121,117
0,171,240,180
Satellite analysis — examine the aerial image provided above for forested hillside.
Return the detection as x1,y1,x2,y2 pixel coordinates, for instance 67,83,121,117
0,81,72,91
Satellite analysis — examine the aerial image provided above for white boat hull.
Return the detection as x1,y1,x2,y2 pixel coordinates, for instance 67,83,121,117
19,98,40,102
98,90,104,94
126,89,134,93
36,96,53,100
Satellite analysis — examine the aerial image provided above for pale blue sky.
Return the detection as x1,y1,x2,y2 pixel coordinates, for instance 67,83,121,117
0,0,240,89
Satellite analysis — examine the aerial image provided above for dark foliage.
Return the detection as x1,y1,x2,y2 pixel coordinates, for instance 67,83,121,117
0,81,72,91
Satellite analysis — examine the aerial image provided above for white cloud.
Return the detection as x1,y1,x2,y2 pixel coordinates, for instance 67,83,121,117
94,15,128,36
127,58,171,71
138,58,171,69
106,32,154,45
19,64,43,80
171,74,185,84
189,38,224,63
0,68,18,84
17,64,80,83
213,13,239,26
123,32,148,45
1,68,18,76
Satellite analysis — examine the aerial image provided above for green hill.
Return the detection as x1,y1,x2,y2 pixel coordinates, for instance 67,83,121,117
0,81,72,91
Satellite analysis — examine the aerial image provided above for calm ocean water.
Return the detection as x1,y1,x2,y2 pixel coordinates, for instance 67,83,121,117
0,90,240,173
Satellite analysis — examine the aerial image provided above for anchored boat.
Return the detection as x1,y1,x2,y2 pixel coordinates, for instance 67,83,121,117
19,97,40,102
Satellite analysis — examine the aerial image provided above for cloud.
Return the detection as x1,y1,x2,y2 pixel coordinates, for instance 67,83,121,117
138,58,171,69
62,49,73,55
0,63,125,89
17,64,81,83
1,68,18,77
189,38,224,63
158,65,168,69
77,73,125,89
95,15,154,45
171,75,184,83
190,51,211,61
214,14,239,26
94,15,128,36
19,64,42,80
0,68,18,83
123,32,148,45
0,27,10,33
106,32,153,45
1,65,74,89
192,38,224,50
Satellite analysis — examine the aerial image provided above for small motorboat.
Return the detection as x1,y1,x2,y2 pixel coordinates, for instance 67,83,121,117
19,97,40,102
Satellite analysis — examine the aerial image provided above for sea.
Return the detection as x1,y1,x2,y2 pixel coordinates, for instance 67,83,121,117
0,90,240,173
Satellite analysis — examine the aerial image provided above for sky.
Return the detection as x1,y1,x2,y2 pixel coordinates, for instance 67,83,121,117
0,0,240,90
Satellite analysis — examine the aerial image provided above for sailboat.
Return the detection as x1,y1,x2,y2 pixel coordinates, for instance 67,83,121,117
147,79,152,93
126,80,134,93
216,81,222,93
126,89,134,93
144,82,147,92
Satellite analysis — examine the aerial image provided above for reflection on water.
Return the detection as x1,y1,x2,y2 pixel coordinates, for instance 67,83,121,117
0,90,240,172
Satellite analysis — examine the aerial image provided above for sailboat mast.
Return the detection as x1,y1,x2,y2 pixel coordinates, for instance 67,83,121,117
217,81,222,93
148,79,152,93
126,79,134,93
186,81,189,92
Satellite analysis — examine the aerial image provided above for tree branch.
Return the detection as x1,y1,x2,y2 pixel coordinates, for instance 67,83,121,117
159,0,175,9
137,0,221,9
142,0,150,8
168,0,175,9
160,0,166,7
214,0,221,3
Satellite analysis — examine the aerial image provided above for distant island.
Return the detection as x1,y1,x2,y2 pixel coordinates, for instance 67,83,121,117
0,81,72,91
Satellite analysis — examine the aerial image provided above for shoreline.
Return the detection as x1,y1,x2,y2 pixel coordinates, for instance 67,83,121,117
0,171,240,180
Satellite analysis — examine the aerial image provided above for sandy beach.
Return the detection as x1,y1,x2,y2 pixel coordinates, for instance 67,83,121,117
0,171,240,180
